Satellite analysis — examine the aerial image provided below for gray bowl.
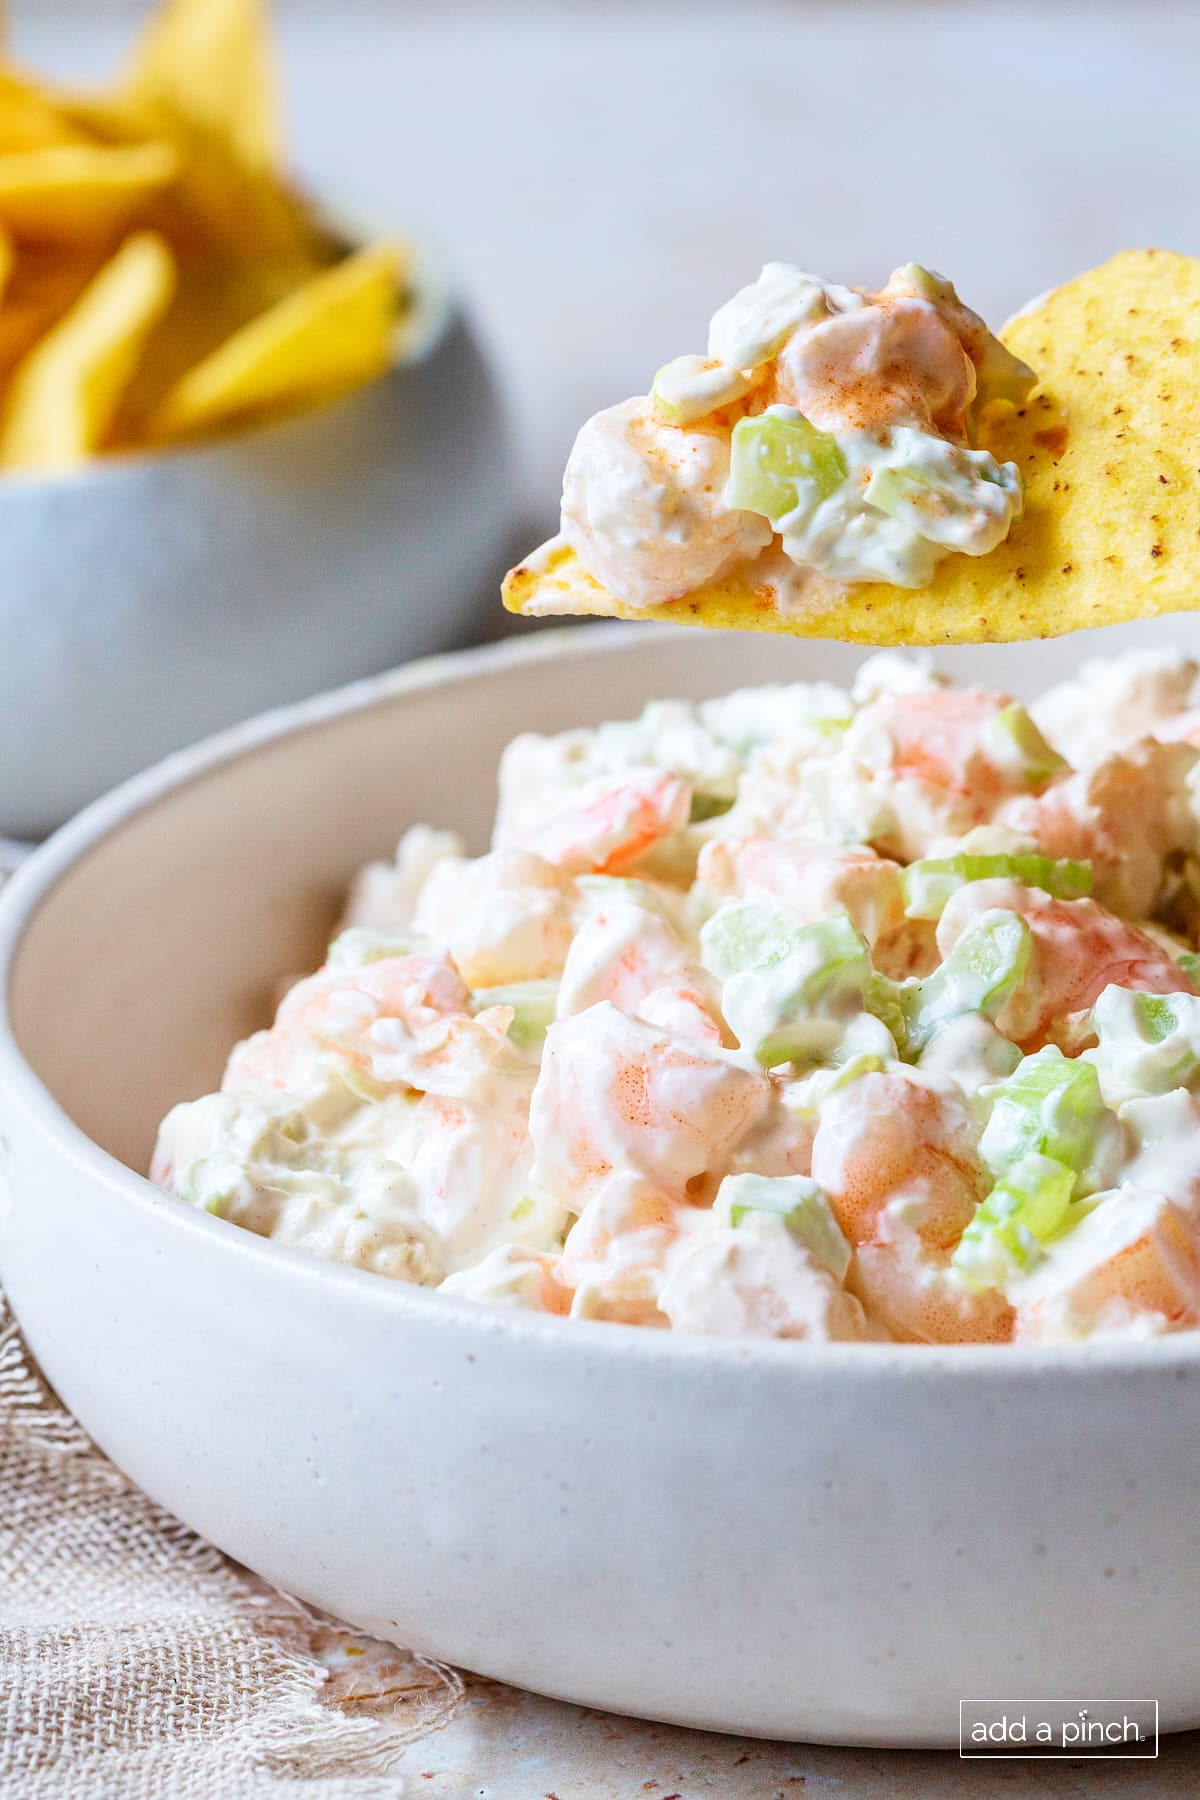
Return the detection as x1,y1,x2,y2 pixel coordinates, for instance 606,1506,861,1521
0,241,510,837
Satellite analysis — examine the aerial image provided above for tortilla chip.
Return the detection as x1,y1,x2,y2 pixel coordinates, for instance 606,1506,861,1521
0,68,94,153
0,230,175,470
148,239,402,441
111,254,319,440
0,140,177,242
124,0,281,173
0,242,109,372
504,250,1200,645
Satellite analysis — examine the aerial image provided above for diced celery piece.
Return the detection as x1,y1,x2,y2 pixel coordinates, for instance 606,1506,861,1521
471,979,560,1052
864,452,1022,551
786,1051,887,1121
951,1151,1076,1289
689,791,735,823
1178,950,1200,984
979,1044,1107,1179
718,1172,851,1282
723,912,873,1067
327,926,418,968
982,705,1066,787
651,354,752,426
700,900,797,981
900,853,1093,921
728,408,847,524
1088,985,1200,1103
900,909,1032,1055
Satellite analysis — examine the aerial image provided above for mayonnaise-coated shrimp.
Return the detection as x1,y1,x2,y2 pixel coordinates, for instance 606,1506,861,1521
1014,1187,1200,1342
811,1067,1013,1343
997,739,1199,919
412,848,578,985
560,399,771,610
937,879,1197,1052
522,769,691,877
224,952,471,1098
558,1171,697,1325
556,893,722,1041
529,1001,768,1209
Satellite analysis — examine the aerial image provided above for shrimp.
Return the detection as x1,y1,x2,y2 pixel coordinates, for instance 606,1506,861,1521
528,1001,768,1211
341,825,465,932
997,738,1199,919
556,892,722,1039
440,1244,572,1315
636,985,724,1045
522,769,691,877
735,686,1049,863
403,1074,552,1272
658,1212,867,1341
560,398,771,610
223,952,472,1100
557,1172,697,1326
697,835,915,973
811,1067,1014,1343
1013,1188,1200,1343
412,847,578,984
936,879,1197,1053
773,295,974,439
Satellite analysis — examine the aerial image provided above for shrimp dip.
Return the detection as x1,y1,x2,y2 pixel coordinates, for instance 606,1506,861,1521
151,648,1200,1347
503,252,1200,647
558,263,1030,604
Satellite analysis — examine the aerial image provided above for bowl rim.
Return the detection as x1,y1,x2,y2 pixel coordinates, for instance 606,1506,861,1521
0,226,455,498
2,618,1197,1380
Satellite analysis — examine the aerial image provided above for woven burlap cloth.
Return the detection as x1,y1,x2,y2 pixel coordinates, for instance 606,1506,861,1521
0,1293,464,1799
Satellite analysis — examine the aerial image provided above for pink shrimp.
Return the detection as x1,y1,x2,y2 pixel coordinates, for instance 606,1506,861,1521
772,294,974,438
937,879,1197,1052
529,1001,768,1210
413,848,578,985
521,770,691,876
811,1068,1014,1344
1015,1189,1200,1343
224,952,471,1095
557,1172,695,1325
556,894,723,1039
870,687,1021,802
636,984,724,1044
997,738,1199,918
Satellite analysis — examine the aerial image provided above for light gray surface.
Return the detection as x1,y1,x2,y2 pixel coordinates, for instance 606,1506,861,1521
16,0,1200,540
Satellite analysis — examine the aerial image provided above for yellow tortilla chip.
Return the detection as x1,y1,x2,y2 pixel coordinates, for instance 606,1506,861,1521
0,140,177,242
148,239,402,440
124,0,282,173
0,68,94,153
0,242,109,372
504,249,1200,645
111,255,321,441
0,230,175,470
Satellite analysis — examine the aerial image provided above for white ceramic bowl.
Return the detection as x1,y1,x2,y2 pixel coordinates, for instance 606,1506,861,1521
2,618,1200,1748
0,239,509,839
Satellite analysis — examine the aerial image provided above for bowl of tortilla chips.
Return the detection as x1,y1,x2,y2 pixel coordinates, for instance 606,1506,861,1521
0,0,509,837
